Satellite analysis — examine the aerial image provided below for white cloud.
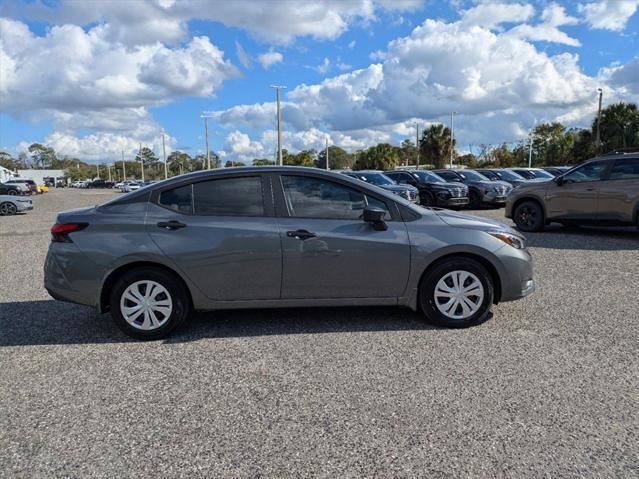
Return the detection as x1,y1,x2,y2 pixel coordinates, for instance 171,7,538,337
310,57,332,74
461,2,534,29
235,40,251,68
26,0,385,45
348,40,357,49
257,50,283,69
506,3,581,46
579,0,639,31
0,18,238,118
213,16,615,147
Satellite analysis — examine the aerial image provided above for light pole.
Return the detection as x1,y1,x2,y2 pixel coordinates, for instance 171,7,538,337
450,112,456,168
415,122,420,170
270,85,287,165
162,132,168,179
595,88,603,152
325,137,330,170
139,143,145,182
121,150,126,180
200,114,217,169
528,132,534,168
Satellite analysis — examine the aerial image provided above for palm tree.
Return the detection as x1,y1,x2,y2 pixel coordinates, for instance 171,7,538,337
420,124,454,169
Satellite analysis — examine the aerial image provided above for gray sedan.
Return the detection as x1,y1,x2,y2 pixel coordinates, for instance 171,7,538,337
0,195,33,215
44,167,534,340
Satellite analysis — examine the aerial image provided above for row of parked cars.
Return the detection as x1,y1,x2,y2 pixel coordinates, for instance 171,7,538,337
341,166,567,210
0,181,35,215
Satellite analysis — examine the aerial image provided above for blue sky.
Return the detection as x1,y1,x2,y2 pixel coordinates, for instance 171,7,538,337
0,0,637,163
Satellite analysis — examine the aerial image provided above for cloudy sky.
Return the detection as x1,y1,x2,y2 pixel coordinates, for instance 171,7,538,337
0,0,638,163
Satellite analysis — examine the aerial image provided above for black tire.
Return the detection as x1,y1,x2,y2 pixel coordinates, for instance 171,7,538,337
419,258,494,328
109,267,191,340
513,200,544,232
0,202,17,216
8,190,17,196
468,190,481,209
420,192,435,207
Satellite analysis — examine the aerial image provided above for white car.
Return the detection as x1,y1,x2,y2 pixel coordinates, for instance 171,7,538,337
0,195,33,215
120,181,141,193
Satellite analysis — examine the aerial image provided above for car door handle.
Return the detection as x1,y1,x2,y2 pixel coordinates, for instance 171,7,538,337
286,229,317,240
157,220,186,230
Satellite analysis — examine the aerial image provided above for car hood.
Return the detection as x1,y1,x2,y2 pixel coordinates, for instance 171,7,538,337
380,184,417,192
425,181,467,189
434,209,512,232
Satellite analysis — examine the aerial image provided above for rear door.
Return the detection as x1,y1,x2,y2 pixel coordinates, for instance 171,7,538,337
545,160,610,220
146,174,282,301
274,173,410,299
597,159,639,223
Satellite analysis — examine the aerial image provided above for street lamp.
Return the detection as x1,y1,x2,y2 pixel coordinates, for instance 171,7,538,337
595,88,603,152
270,85,287,165
450,112,456,168
415,122,420,170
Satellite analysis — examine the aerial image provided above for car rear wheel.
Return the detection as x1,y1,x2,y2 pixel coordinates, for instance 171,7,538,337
513,201,544,232
0,202,17,215
109,267,191,340
8,190,17,196
419,258,494,328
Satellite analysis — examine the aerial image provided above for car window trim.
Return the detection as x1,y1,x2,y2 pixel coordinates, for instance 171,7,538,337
607,159,639,181
151,173,274,217
272,172,402,222
563,160,613,183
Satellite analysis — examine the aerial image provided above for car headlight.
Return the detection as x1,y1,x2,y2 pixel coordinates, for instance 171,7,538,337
488,230,526,249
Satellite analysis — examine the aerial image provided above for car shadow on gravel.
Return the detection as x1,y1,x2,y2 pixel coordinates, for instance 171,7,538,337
521,225,638,251
1,300,472,347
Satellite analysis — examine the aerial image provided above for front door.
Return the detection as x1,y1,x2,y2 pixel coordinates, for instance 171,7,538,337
275,174,411,299
597,158,639,223
545,160,609,220
146,175,281,301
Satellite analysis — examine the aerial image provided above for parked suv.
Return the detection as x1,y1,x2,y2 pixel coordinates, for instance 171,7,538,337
6,179,37,195
506,155,639,231
0,182,22,195
475,169,536,188
341,171,419,203
45,167,534,340
385,170,469,208
433,169,512,209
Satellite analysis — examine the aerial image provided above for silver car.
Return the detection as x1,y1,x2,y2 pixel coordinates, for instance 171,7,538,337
44,167,534,340
0,195,33,215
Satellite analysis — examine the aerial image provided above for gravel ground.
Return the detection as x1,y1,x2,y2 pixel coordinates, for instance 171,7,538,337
1,189,638,478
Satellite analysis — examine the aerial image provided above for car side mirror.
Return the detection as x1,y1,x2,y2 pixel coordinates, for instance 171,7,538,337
554,176,565,186
363,206,388,231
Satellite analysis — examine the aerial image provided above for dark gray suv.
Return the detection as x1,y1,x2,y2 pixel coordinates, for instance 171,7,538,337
45,167,534,339
433,169,513,209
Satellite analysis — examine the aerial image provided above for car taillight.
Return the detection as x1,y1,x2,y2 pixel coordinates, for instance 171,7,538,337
50,223,88,243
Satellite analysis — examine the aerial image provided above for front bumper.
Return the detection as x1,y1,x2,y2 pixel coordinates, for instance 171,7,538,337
16,201,33,212
495,246,535,302
482,191,508,205
438,197,469,207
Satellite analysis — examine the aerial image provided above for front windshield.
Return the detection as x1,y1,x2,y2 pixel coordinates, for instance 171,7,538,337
532,169,554,179
461,170,490,181
413,171,446,183
496,169,525,181
358,173,395,186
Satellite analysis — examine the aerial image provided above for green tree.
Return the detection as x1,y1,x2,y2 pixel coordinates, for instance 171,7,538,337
252,158,276,166
135,147,159,168
316,146,353,169
167,151,192,176
28,143,57,168
399,139,418,168
420,124,454,169
284,149,316,167
353,143,400,170
594,102,639,153
567,128,596,164
530,122,573,166
0,151,16,170
491,144,515,167
225,161,245,167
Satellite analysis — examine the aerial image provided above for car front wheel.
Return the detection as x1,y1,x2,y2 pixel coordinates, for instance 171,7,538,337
0,202,17,215
419,258,494,328
513,201,544,232
109,267,191,340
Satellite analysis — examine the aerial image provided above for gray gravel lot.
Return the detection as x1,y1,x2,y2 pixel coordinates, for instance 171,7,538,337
1,189,638,478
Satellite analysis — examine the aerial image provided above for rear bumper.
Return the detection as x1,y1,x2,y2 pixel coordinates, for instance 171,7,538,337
44,246,100,308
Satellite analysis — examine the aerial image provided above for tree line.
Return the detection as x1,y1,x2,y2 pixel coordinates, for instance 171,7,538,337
1,102,636,179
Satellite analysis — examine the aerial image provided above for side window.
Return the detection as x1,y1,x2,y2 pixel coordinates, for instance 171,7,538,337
609,159,639,180
563,161,608,183
159,184,193,214
281,176,389,220
193,177,264,216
